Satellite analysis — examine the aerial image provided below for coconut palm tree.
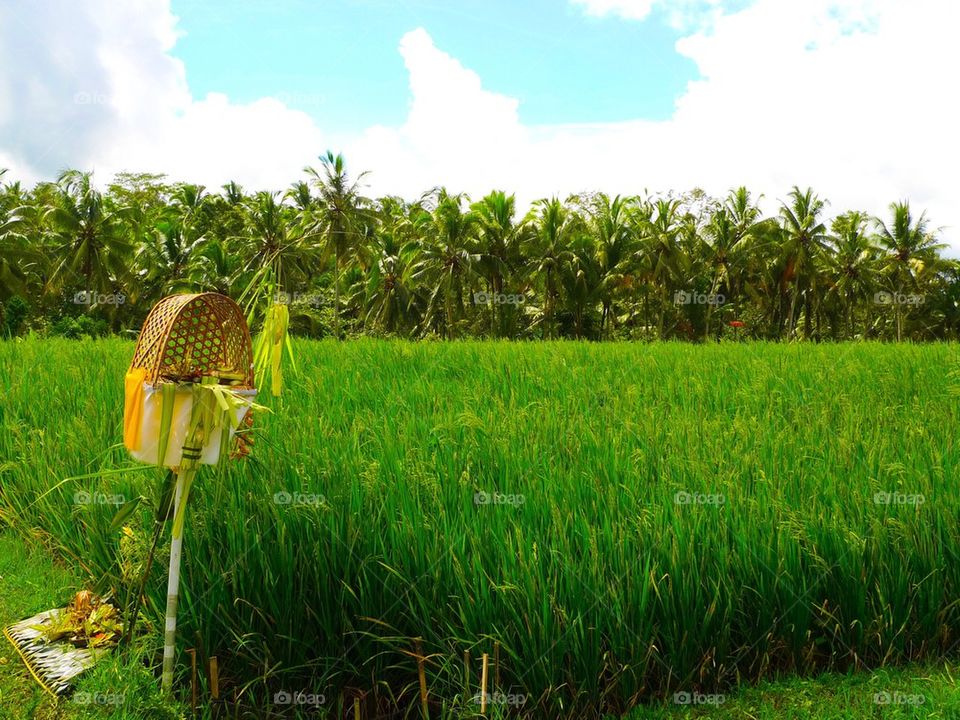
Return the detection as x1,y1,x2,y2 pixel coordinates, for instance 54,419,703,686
472,190,526,337
357,196,422,334
286,180,314,212
525,198,579,339
779,186,830,339
699,188,774,338
560,231,602,339
304,151,369,339
410,190,480,338
581,194,635,339
824,211,880,338
189,238,239,295
138,218,207,296
0,207,28,300
44,170,133,312
874,201,948,341
639,198,688,338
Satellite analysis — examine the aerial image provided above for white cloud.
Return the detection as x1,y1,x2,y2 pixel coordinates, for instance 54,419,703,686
571,0,659,21
0,0,323,191
570,0,727,29
347,28,528,196
1,0,958,249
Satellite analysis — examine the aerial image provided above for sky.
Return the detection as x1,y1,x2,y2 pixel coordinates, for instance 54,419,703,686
0,0,958,248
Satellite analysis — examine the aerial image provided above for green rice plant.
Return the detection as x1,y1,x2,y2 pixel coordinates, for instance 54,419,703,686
1,338,959,717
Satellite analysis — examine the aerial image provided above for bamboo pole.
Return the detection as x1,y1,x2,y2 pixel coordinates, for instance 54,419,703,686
160,380,209,694
161,469,189,693
209,656,220,700
186,648,197,711
353,697,361,720
480,653,489,714
415,639,429,719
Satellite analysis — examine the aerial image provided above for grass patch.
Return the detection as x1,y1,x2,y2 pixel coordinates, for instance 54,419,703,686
0,533,180,719
2,338,959,716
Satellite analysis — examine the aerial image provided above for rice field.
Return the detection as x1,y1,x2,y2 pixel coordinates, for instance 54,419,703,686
1,338,959,718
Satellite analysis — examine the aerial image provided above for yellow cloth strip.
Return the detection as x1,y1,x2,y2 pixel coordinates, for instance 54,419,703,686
123,368,148,452
2,624,60,701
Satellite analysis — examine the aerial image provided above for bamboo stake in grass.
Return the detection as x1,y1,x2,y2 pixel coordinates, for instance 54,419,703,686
209,656,220,700
186,648,197,712
480,653,489,714
161,378,230,695
161,468,192,693
353,696,361,720
415,639,429,719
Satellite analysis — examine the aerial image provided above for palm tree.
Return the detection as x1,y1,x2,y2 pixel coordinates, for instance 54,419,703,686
0,205,28,300
172,184,207,231
361,207,421,335
240,192,297,270
44,170,132,309
699,188,772,338
472,190,525,337
222,181,245,206
525,198,578,339
560,231,601,339
582,194,635,339
874,201,947,340
190,238,239,295
410,190,480,338
824,211,879,338
138,218,207,296
701,207,737,339
286,180,313,212
638,198,688,338
779,186,830,339
305,151,369,339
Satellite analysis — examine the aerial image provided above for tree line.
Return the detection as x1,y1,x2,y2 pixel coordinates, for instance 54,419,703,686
1,153,956,341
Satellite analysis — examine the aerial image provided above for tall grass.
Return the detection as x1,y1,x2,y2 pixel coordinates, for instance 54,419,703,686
1,338,959,717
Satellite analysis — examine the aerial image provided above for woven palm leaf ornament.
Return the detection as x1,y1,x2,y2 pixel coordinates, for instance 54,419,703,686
123,292,260,693
2,609,105,698
237,260,298,397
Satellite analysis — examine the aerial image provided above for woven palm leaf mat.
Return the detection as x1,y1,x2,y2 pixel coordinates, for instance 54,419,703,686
3,609,108,697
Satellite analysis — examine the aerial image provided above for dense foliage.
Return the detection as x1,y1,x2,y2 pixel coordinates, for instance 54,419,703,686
1,158,957,341
2,339,958,718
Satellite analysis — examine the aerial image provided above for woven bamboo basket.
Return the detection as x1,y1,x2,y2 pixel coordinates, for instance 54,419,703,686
123,293,256,467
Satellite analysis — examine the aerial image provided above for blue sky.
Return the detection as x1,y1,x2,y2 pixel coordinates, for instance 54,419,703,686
170,0,698,131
